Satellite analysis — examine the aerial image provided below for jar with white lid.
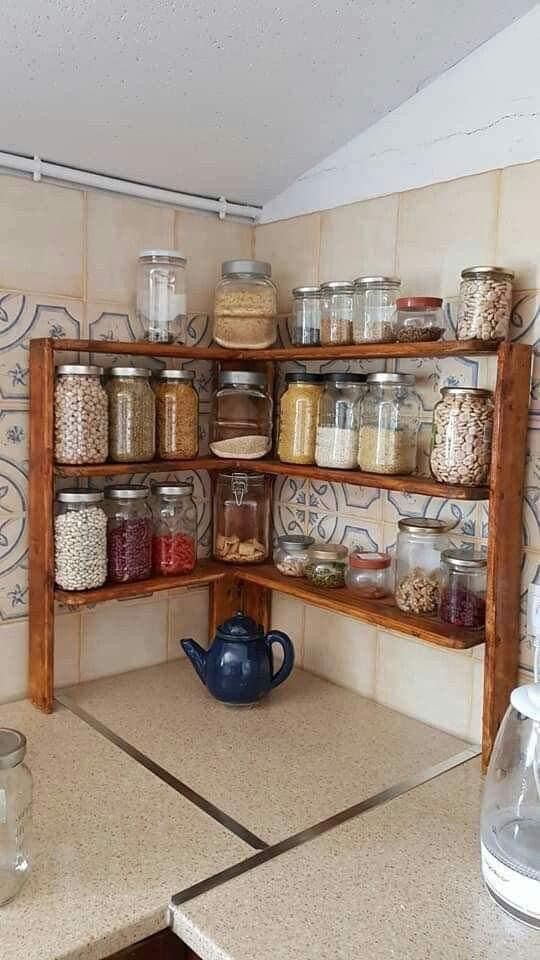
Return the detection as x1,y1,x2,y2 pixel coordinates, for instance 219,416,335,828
394,518,451,614
106,367,156,462
320,281,354,345
210,370,272,459
439,549,486,630
213,260,277,349
55,489,107,590
315,373,366,469
395,297,445,343
346,550,392,598
54,365,108,464
290,286,321,345
304,543,348,588
358,373,420,475
0,729,32,905
353,276,401,343
274,535,314,577
457,266,514,341
137,250,187,344
105,485,152,583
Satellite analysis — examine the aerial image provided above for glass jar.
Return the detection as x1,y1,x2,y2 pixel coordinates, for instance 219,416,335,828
137,249,187,344
358,373,420,475
54,365,108,464
210,370,272,459
457,265,514,341
439,549,487,630
0,730,32,906
152,482,197,576
213,260,277,349
277,372,323,465
274,535,314,577
394,518,451,614
55,490,107,591
320,281,354,345
154,369,199,460
213,472,270,563
430,387,493,487
107,368,156,463
395,297,445,343
353,276,401,343
346,550,392,599
315,373,366,469
290,286,321,345
304,543,348,588
105,485,152,583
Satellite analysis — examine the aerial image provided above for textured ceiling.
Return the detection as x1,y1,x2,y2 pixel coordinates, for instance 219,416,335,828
1,1,535,204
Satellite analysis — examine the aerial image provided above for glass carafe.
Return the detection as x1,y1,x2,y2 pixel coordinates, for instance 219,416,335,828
0,729,32,905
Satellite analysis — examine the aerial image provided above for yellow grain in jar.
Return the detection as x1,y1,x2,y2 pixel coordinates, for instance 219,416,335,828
277,373,323,465
154,369,199,460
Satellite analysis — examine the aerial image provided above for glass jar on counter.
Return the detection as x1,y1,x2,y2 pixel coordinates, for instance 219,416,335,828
213,472,270,563
55,489,107,591
213,260,277,349
430,387,494,487
439,549,487,630
315,373,366,469
137,250,187,344
106,368,156,463
358,373,420,475
277,372,323,465
54,365,108,464
105,485,152,583
395,297,445,343
346,550,392,599
394,518,451,615
290,286,321,345
304,543,348,588
353,276,401,343
151,482,197,576
274,535,314,577
457,266,514,341
154,369,199,460
320,281,354,345
0,730,32,906
210,370,272,459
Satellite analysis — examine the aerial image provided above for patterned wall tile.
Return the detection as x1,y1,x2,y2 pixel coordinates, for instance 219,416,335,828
308,479,380,520
274,475,308,508
307,511,383,553
0,514,28,622
396,355,482,416
382,491,480,540
273,501,307,543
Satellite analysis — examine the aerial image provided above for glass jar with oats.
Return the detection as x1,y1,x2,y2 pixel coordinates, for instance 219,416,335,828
154,369,199,460
213,260,277,349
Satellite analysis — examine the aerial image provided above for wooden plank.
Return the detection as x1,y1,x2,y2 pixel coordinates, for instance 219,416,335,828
55,561,226,608
239,579,272,631
208,571,242,637
55,457,224,478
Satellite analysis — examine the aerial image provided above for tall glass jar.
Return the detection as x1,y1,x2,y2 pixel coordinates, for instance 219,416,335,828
213,472,270,563
55,490,107,591
210,370,272,459
358,373,420,475
457,266,514,341
107,368,156,462
54,365,108,464
290,286,321,345
277,372,323,465
0,730,32,906
430,387,494,486
394,518,451,614
152,482,197,576
213,260,277,349
353,276,401,343
320,281,354,345
315,373,366,469
137,250,187,344
105,485,152,583
439,549,487,630
154,369,199,460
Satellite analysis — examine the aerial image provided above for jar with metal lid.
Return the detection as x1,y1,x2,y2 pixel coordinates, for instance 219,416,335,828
154,369,199,460
151,482,197,576
54,365,108,464
439,549,486,630
106,367,156,462
274,535,314,577
290,286,321,345
137,249,187,344
315,373,366,469
353,276,401,343
430,386,494,487
320,281,354,345
394,518,451,614
213,472,270,563
105,485,152,583
457,266,514,341
277,372,323,465
358,372,420,475
346,550,392,599
395,297,445,343
213,260,277,349
304,543,348,588
55,489,107,591
210,370,272,459
0,729,32,905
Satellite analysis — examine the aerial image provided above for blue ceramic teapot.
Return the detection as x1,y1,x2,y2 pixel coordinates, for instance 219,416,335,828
181,612,294,705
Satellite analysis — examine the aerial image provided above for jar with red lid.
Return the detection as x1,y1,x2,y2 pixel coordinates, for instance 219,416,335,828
152,482,197,576
346,549,392,598
395,298,445,343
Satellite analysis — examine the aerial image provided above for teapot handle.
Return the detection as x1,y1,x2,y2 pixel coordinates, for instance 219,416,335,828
265,631,295,689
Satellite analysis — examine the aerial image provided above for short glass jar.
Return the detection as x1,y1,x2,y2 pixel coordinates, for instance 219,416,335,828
277,372,323,465
346,550,392,599
320,281,354,345
430,386,494,487
105,485,152,583
457,266,514,341
304,543,348,588
210,370,272,459
0,730,32,906
358,373,420,475
395,297,445,343
290,286,321,345
439,549,487,630
274,535,314,577
213,260,277,349
353,276,401,343
154,369,199,460
315,373,366,469
106,368,156,463
55,489,107,591
54,365,108,464
137,250,187,343
394,518,451,615
152,482,197,576
213,472,270,563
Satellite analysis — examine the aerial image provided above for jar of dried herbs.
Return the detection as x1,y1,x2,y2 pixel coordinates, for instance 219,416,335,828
106,368,156,462
304,543,348,588
154,369,199,460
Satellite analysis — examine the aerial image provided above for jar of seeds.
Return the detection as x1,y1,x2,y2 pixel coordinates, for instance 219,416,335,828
430,387,494,486
154,369,199,460
55,490,107,591
54,365,108,464
105,485,152,583
353,276,401,343
358,373,420,475
457,266,514,341
107,368,156,462
394,518,451,615
320,281,354,345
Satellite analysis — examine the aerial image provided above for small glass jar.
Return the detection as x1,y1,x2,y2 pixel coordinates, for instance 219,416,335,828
315,373,366,469
457,266,514,341
213,260,277,349
54,365,108,464
277,372,323,465
430,387,494,486
274,535,314,577
213,472,270,563
105,485,152,583
290,286,321,345
353,276,401,343
395,297,445,343
304,543,348,588
439,549,487,630
154,369,199,460
394,518,451,615
137,249,187,344
107,368,156,463
210,370,272,459
346,550,392,599
55,490,107,591
320,281,354,345
152,482,197,576
0,730,32,906
358,373,420,475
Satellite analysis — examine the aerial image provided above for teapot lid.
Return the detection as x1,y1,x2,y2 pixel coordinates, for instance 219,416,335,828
511,683,540,722
217,611,263,642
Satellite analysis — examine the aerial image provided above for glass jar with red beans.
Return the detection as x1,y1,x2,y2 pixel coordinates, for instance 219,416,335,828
151,482,197,576
105,485,152,583
438,549,487,631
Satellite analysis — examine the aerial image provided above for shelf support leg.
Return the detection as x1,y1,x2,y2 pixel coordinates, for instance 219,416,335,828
208,574,242,636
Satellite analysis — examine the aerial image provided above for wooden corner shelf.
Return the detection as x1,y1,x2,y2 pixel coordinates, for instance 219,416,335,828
55,561,226,607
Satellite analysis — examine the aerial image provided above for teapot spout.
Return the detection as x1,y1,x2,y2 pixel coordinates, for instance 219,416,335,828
180,638,208,685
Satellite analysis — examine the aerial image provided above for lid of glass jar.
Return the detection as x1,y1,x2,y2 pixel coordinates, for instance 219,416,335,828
366,372,415,385
440,386,493,399
0,729,26,769
510,683,540,722
308,542,348,561
221,259,271,277
320,281,354,293
139,249,187,265
278,535,315,552
157,369,195,380
292,286,321,298
57,489,104,504
396,297,443,310
398,517,453,534
353,276,401,288
152,482,194,496
56,364,103,376
109,367,152,378
323,372,367,384
349,550,391,570
219,370,266,387
105,485,150,500
441,548,487,570
285,372,324,383
461,265,514,281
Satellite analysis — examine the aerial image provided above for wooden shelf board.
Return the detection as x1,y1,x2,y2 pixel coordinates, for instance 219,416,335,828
54,457,223,478
54,560,225,607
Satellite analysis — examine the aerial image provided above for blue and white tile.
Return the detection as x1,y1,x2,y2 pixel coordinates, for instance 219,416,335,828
523,487,540,549
526,421,540,486
177,360,214,403
396,355,482,416
185,313,211,347
274,475,309,508
382,491,480,539
520,550,540,666
273,502,307,543
417,420,434,476
87,303,161,370
510,291,540,348
198,407,211,455
307,511,382,552
0,407,29,498
0,515,28,621
308,479,380,520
